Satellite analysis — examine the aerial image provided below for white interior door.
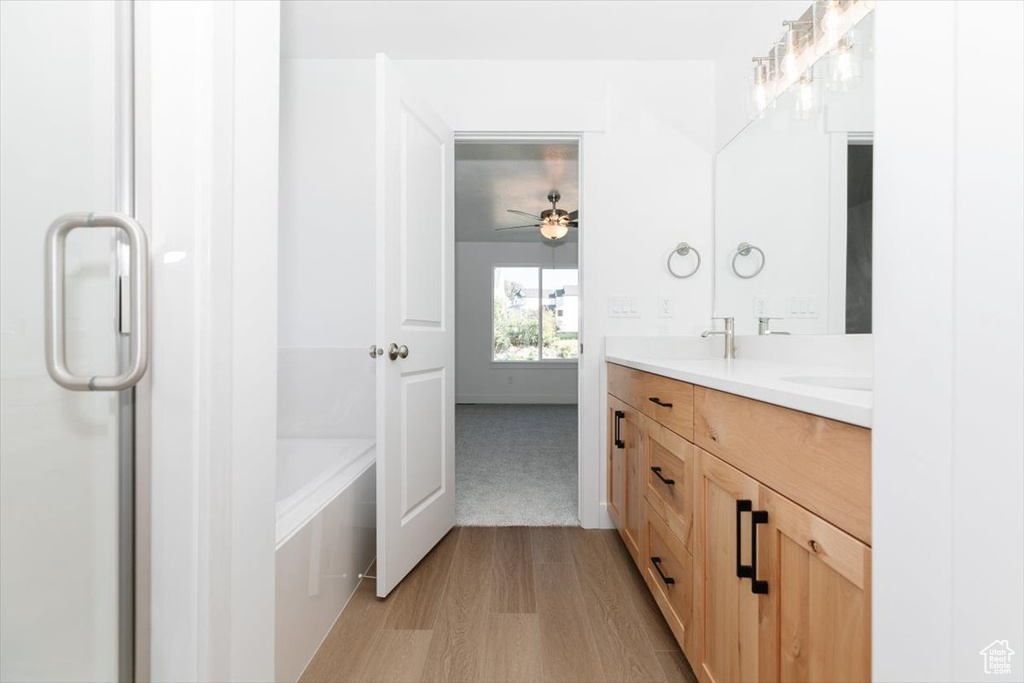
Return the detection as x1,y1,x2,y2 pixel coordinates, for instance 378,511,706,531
374,54,455,597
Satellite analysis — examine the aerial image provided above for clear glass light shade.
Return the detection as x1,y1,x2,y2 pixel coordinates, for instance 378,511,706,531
792,73,819,119
816,0,844,44
827,35,862,91
748,59,773,120
540,223,569,240
780,29,800,77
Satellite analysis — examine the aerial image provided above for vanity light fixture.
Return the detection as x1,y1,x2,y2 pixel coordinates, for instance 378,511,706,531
816,0,845,43
827,32,862,91
746,0,872,116
780,20,813,78
751,57,771,117
793,70,819,118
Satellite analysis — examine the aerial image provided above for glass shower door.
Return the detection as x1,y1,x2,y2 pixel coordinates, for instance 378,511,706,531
0,1,138,681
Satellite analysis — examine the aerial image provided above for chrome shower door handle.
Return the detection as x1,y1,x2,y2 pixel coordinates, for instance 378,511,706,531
45,212,149,391
387,343,409,361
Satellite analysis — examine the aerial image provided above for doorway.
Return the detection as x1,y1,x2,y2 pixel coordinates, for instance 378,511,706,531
453,138,581,526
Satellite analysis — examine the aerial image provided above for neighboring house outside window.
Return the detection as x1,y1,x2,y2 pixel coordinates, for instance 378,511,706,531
493,266,579,362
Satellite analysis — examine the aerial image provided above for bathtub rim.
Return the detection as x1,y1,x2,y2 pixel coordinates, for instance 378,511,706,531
275,440,376,549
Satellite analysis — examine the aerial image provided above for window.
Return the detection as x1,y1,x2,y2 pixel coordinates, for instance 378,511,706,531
493,266,579,362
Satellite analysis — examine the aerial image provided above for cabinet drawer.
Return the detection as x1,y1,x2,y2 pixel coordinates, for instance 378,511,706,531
608,363,694,441
642,500,695,659
694,386,872,545
644,417,695,552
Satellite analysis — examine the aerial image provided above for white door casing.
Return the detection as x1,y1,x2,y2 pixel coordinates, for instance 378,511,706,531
375,54,456,597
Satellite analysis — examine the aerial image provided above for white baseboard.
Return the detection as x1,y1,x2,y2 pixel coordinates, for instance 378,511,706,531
456,394,578,405
596,502,615,529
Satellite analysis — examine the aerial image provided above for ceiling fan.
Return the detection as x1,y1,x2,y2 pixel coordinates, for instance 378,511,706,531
496,190,579,241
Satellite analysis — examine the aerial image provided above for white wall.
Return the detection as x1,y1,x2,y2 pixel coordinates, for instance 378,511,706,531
873,2,1024,680
456,241,579,404
278,58,376,439
397,59,716,526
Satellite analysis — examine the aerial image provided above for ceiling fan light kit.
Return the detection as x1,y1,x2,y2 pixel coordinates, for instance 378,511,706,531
498,190,579,241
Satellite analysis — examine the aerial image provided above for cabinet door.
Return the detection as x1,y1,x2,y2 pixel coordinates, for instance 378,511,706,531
694,448,763,683
607,395,627,531
759,487,871,683
622,405,644,563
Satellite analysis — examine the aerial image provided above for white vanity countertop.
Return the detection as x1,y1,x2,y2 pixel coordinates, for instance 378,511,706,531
605,354,872,428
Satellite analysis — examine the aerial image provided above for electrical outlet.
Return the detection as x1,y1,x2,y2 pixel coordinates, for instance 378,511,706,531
506,375,514,385
754,296,768,316
658,297,673,318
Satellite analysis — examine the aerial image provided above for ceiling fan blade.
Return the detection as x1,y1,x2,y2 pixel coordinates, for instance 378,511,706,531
507,209,542,221
568,222,579,228
568,210,579,220
494,224,541,231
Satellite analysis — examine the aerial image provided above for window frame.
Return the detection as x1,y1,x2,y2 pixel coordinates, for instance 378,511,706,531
490,263,580,367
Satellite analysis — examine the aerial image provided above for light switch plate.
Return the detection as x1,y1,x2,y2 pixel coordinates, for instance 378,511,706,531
609,295,641,318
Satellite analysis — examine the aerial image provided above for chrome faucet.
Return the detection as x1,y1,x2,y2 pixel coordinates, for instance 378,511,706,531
757,317,790,336
701,317,736,359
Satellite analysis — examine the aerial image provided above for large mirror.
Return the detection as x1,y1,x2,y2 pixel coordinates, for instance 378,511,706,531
714,11,874,335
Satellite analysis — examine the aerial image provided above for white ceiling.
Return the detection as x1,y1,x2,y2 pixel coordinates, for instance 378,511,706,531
455,141,579,243
282,1,810,61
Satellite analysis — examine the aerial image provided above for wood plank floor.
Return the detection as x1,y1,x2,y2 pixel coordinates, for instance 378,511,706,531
301,527,698,683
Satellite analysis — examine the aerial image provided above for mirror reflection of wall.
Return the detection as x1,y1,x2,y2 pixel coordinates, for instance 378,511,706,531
713,12,874,336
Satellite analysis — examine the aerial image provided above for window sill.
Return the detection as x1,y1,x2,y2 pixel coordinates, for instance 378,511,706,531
490,360,579,368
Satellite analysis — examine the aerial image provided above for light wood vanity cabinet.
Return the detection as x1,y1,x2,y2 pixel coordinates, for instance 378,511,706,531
606,362,872,683
607,394,644,564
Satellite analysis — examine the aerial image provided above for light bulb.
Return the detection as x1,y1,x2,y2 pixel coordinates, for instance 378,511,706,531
540,223,569,240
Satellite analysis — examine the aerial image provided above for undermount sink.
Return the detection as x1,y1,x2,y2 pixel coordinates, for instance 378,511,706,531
782,375,873,392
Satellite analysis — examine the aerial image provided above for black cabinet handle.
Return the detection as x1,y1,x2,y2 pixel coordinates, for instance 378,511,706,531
613,410,625,449
648,397,674,408
736,500,753,579
750,508,769,594
651,556,675,585
650,466,675,486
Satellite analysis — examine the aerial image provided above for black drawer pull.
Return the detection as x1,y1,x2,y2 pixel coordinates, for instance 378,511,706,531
750,509,769,594
648,397,674,408
651,556,675,585
736,500,753,579
650,466,675,486
613,410,625,449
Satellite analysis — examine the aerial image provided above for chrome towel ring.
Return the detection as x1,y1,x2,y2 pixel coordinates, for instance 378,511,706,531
731,242,765,279
667,242,701,279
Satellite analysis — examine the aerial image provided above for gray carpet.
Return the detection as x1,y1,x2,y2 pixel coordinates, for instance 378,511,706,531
456,404,579,526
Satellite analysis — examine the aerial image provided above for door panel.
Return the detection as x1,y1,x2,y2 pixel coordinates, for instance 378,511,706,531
400,107,446,327
376,54,455,597
694,448,762,683
0,1,132,680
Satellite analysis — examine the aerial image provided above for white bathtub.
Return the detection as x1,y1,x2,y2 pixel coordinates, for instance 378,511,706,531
275,438,376,682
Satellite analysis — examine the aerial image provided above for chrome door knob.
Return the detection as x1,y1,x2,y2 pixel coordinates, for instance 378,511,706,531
387,343,409,361
369,344,384,358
